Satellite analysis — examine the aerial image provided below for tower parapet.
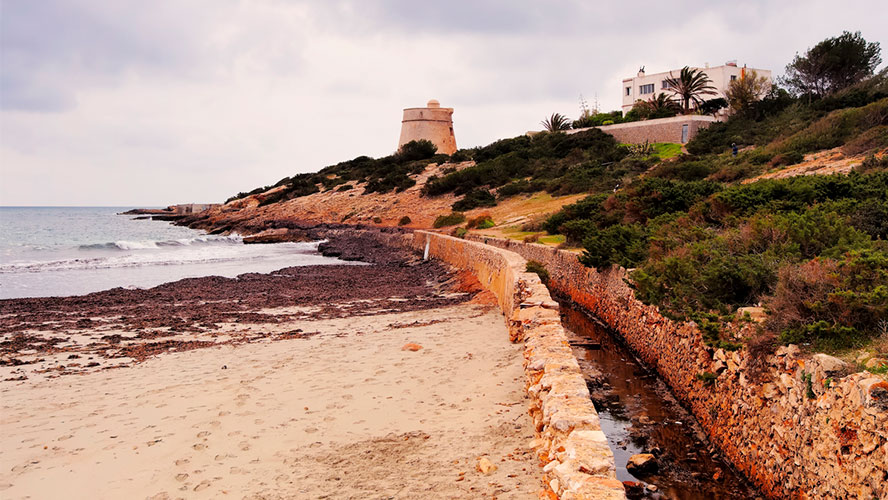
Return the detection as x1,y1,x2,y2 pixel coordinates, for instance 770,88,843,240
398,99,457,155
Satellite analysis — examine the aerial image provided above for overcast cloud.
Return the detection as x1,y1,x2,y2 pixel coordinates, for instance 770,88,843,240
1,0,885,206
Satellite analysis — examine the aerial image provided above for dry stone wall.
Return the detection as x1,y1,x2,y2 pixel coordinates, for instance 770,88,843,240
399,231,627,499
467,235,888,499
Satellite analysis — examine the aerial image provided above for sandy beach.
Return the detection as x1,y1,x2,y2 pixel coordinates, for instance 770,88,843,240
0,236,540,499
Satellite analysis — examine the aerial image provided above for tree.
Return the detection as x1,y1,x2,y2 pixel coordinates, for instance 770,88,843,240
664,66,718,114
541,113,571,131
725,70,771,115
782,31,882,98
625,93,679,121
699,98,728,116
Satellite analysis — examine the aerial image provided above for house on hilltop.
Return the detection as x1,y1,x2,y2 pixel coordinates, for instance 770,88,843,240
621,61,772,116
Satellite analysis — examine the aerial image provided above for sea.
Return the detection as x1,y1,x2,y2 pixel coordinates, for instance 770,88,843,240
0,207,347,300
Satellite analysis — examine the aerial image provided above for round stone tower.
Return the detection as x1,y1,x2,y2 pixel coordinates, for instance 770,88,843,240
398,99,457,155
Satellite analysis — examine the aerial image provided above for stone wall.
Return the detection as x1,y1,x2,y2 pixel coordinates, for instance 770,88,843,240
569,115,717,144
399,231,626,499
467,235,888,499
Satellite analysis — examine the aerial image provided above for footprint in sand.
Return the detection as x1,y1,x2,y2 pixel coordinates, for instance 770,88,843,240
238,441,251,451
218,411,231,417
175,473,189,482
196,431,210,438
193,480,211,492
175,459,190,466
341,394,354,400
57,434,73,441
304,427,319,434
192,443,207,451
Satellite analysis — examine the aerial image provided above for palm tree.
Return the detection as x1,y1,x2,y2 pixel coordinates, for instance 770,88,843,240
664,66,718,114
540,113,571,132
645,92,680,115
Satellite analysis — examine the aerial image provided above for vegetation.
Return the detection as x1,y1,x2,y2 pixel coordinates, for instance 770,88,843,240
725,70,771,116
625,93,680,121
225,139,439,204
541,113,572,131
526,261,550,284
397,216,412,226
422,128,643,209
664,66,718,114
783,30,882,98
433,212,467,228
466,214,495,229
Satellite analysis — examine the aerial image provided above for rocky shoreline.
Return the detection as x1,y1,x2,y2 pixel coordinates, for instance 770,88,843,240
0,230,480,381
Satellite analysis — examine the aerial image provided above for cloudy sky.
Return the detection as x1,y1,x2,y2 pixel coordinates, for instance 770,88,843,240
1,1,885,206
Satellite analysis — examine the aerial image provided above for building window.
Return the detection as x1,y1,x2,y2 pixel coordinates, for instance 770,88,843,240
661,80,672,89
639,83,654,94
730,75,737,81
625,87,631,96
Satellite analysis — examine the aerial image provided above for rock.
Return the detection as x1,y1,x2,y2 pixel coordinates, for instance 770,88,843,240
242,228,308,244
737,306,766,322
476,456,497,475
811,353,848,374
626,453,657,475
401,343,423,352
860,378,888,411
865,357,887,370
621,481,644,496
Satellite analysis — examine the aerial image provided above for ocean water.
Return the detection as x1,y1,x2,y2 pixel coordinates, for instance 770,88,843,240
0,207,348,299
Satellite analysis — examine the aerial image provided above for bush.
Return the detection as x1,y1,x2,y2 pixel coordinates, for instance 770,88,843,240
433,212,466,228
452,188,497,211
452,227,468,238
397,139,438,161
466,214,495,229
580,224,649,269
372,216,382,224
526,261,550,283
398,216,412,226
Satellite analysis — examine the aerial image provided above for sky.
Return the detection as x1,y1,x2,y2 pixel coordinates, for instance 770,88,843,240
1,1,886,206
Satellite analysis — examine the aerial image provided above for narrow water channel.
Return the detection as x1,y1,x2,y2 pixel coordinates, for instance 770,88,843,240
557,301,761,500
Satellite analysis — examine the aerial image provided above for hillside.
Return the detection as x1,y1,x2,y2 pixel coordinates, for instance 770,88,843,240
184,69,888,370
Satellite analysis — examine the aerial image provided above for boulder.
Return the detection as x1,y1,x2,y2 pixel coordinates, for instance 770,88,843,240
626,453,657,475
811,353,848,375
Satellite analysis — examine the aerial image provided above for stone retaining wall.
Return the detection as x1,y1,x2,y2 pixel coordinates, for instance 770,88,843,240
399,231,627,499
467,235,888,499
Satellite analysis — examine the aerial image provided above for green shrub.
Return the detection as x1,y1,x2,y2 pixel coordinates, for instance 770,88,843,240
372,216,382,224
453,227,468,238
579,224,649,269
466,214,495,229
452,188,497,211
696,372,718,386
526,261,550,283
398,216,412,226
433,212,467,228
397,139,438,161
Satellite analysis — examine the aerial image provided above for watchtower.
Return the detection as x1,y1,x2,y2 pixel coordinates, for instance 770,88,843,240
398,99,457,155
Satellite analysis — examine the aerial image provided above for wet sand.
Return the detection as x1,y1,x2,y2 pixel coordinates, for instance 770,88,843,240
0,236,541,498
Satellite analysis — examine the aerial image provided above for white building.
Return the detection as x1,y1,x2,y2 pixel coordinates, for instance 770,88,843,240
621,62,772,116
